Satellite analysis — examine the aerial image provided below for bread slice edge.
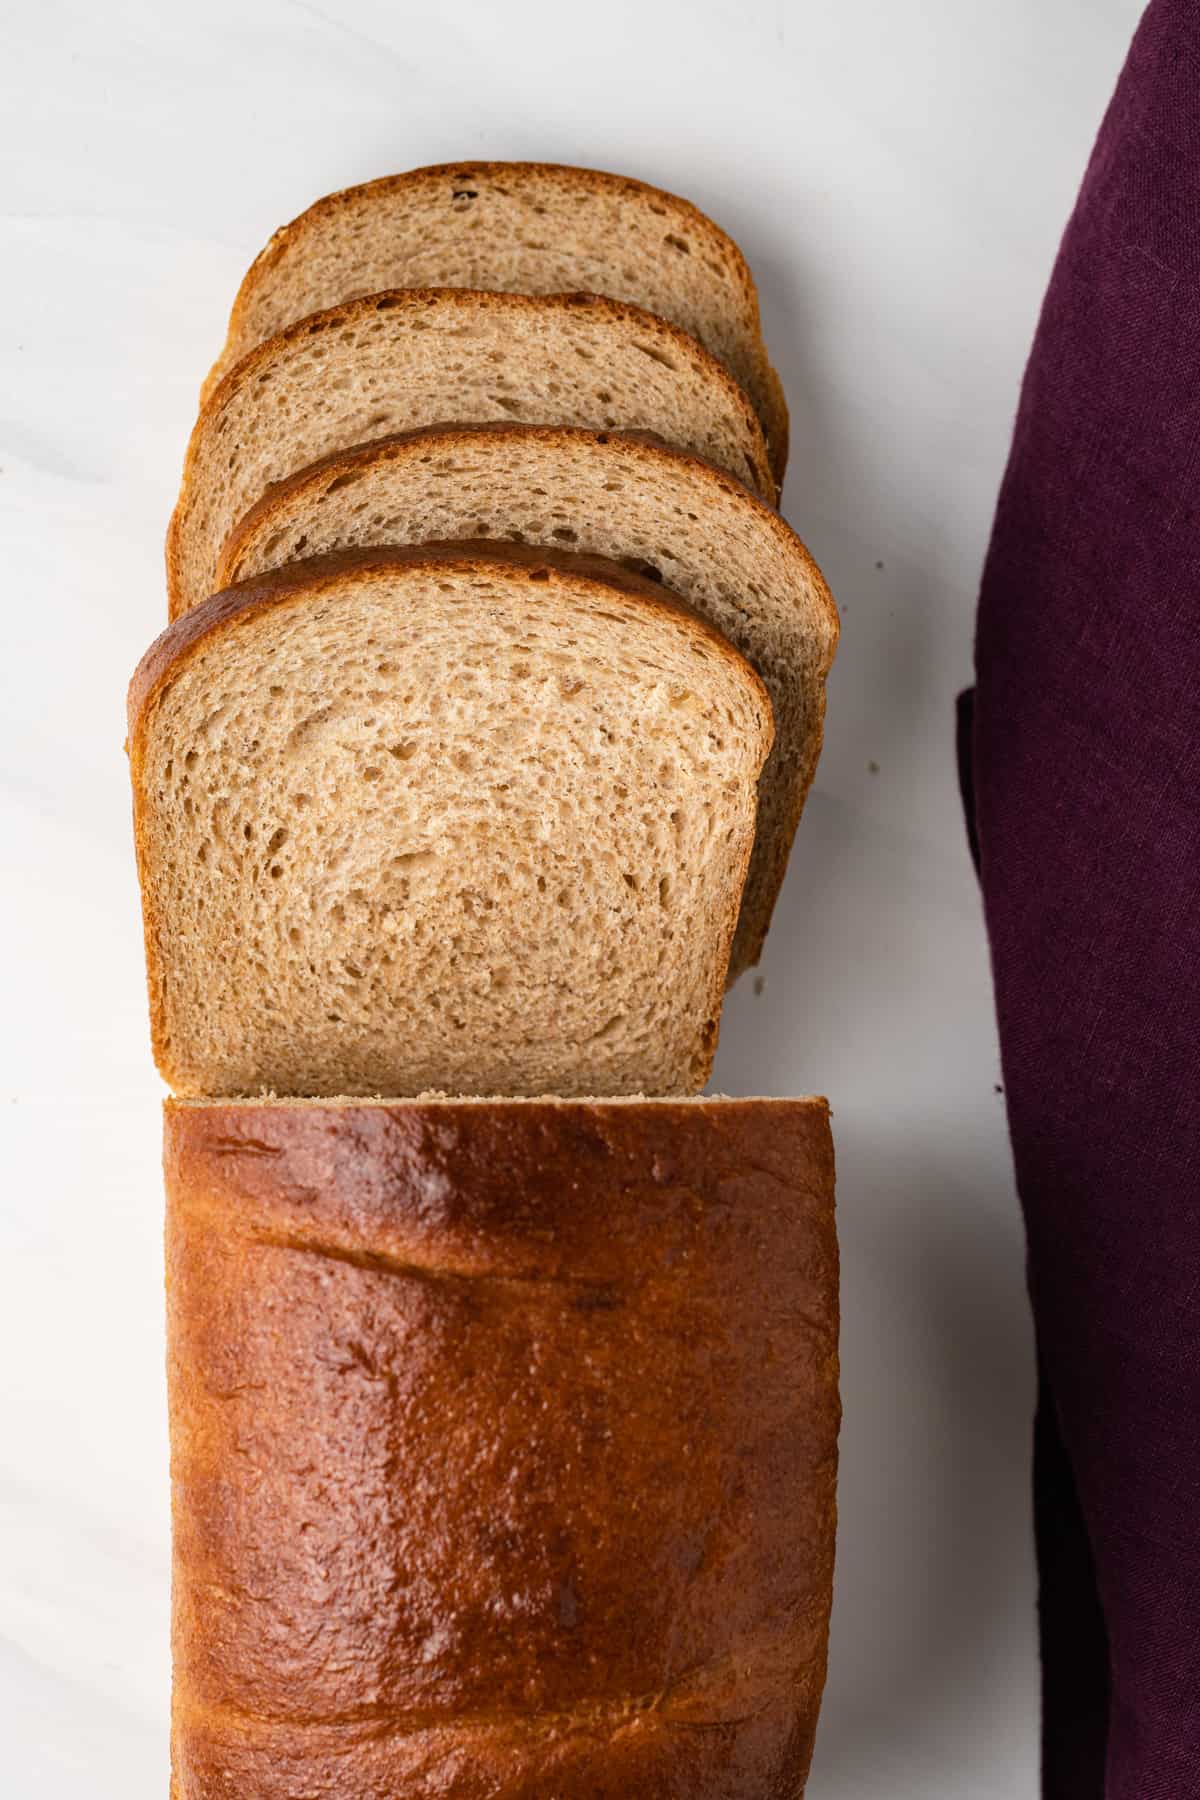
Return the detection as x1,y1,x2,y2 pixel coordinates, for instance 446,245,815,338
207,160,789,473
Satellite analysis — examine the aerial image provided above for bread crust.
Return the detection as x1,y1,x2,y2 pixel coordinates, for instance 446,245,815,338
168,288,778,617
165,1095,839,1798
129,544,774,1094
208,161,789,477
216,425,839,973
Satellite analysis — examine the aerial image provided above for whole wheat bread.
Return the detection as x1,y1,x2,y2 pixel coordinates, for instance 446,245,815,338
204,161,788,478
168,289,775,616
219,424,838,975
130,544,773,1099
166,1093,839,1798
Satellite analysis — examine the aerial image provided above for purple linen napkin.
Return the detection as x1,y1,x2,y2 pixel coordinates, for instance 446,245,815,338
966,3,1200,1792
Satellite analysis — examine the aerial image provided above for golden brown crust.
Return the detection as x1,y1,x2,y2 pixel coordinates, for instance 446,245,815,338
165,1096,839,1798
215,425,838,971
208,161,789,478
761,360,790,478
129,544,773,1092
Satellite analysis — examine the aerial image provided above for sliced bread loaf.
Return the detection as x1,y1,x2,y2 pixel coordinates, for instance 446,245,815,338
219,424,838,975
130,544,773,1099
167,289,775,617
204,161,788,478
166,1094,838,1797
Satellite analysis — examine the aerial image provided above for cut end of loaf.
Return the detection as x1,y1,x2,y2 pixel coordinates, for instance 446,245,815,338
132,545,773,1101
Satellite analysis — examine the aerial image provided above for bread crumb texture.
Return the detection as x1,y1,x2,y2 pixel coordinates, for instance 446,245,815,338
134,553,773,1098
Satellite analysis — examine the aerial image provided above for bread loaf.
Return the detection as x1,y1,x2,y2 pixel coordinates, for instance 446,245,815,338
204,161,788,478
167,289,775,617
129,543,773,1099
219,424,838,976
166,1094,839,1798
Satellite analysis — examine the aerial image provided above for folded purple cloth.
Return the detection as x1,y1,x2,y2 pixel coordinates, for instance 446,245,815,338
968,2,1200,1793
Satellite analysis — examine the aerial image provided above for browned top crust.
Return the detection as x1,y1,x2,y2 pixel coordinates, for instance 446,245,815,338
165,1096,838,1798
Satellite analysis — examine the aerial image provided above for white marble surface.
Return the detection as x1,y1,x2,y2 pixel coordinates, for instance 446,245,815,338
0,0,1142,1791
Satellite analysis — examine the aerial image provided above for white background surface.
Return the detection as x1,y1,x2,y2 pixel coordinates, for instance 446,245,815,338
0,1,1143,1793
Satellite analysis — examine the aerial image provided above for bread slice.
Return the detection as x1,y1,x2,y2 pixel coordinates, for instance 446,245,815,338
130,544,773,1099
219,424,838,975
168,289,775,617
165,1093,839,1798
204,161,789,479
